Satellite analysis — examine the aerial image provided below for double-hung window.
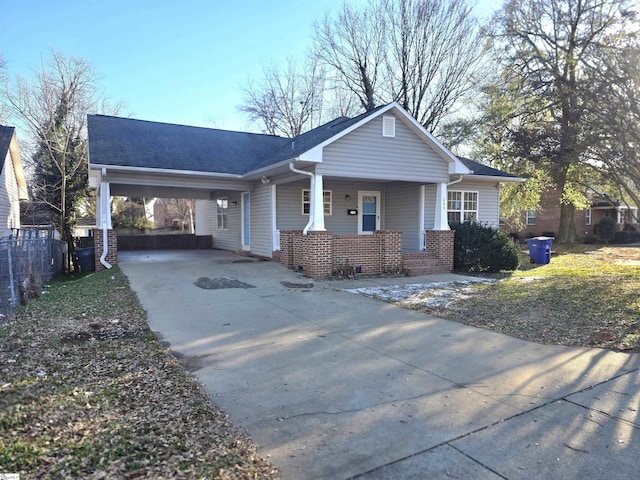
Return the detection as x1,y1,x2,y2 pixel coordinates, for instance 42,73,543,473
302,189,332,215
217,198,228,230
526,209,536,226
447,191,478,224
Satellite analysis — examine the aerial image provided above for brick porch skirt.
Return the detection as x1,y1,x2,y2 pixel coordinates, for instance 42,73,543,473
279,229,454,279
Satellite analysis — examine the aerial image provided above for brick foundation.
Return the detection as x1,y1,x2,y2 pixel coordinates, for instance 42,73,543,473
279,230,403,279
93,229,118,271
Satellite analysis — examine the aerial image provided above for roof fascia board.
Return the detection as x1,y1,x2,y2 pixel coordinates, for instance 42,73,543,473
90,163,244,179
243,156,318,179
459,174,527,183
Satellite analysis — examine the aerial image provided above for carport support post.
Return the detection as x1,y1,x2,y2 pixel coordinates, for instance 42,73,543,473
93,229,118,271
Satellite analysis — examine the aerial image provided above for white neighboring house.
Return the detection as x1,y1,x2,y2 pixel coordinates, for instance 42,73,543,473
0,126,28,238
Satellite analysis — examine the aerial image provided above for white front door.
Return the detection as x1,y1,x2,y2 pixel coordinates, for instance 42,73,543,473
358,191,380,234
241,192,250,250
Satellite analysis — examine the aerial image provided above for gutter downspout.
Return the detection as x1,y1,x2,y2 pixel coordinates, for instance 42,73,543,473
289,162,314,234
99,168,112,269
447,174,464,187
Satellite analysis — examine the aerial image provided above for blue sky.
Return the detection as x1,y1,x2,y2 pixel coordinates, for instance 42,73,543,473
2,0,496,135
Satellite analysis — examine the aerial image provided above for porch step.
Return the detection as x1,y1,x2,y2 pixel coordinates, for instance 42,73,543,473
402,253,449,276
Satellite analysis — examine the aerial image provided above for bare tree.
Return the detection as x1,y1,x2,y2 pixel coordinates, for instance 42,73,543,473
313,1,387,112
2,50,119,267
239,56,327,137
382,0,484,133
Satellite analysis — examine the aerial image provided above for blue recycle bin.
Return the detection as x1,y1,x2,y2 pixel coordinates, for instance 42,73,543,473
525,236,554,265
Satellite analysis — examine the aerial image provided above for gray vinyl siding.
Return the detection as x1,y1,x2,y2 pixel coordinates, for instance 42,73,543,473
423,184,437,230
318,113,450,183
385,182,421,252
276,179,385,234
447,182,500,227
463,181,500,227
250,183,273,257
0,151,19,237
211,191,242,251
195,199,215,236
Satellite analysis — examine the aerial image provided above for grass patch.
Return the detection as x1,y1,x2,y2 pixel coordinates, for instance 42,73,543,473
0,267,277,479
407,245,640,351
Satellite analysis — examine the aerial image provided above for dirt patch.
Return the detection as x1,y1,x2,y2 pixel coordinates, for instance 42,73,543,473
194,276,255,289
280,281,314,289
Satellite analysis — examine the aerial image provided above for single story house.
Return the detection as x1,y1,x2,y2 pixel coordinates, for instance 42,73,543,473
87,102,523,277
0,126,28,238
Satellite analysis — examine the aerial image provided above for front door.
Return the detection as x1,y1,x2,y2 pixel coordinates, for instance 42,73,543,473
358,191,380,234
241,192,250,250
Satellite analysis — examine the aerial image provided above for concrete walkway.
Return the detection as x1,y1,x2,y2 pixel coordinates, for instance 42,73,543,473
119,250,640,480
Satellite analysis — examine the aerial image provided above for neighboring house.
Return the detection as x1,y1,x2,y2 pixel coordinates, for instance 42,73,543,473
87,102,523,277
501,187,639,243
0,126,28,238
73,217,97,238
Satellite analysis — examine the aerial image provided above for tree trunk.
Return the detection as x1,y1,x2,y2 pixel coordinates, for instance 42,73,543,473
557,202,577,244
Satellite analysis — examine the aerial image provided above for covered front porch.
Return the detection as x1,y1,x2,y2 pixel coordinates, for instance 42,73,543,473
273,172,455,278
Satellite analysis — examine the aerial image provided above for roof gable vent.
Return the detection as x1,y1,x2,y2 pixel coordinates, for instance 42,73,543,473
382,115,395,137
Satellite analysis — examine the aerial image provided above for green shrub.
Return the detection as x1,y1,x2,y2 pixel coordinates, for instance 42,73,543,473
451,222,520,273
613,230,640,244
597,217,617,243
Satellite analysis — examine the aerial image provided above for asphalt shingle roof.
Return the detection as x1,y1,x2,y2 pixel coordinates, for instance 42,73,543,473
88,106,390,175
457,156,520,179
87,115,290,174
88,109,517,180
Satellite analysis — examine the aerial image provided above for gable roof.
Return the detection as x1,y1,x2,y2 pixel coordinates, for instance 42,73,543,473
0,126,15,170
88,105,519,181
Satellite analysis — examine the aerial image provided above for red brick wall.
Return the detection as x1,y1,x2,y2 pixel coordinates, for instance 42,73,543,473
93,229,118,271
501,187,593,242
279,230,404,278
425,230,454,272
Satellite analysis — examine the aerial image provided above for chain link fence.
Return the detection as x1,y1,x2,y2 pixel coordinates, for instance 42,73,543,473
0,230,67,320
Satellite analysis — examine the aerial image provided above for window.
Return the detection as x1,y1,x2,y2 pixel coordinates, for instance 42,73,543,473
382,115,396,137
447,191,478,224
302,189,332,215
216,198,228,230
526,209,536,226
585,208,592,226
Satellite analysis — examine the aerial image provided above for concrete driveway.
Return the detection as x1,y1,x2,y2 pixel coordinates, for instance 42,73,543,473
119,250,640,479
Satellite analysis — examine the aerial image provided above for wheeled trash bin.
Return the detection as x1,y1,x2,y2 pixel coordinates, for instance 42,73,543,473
525,236,554,265
76,247,96,272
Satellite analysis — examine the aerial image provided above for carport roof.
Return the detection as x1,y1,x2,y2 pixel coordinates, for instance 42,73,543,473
87,107,386,175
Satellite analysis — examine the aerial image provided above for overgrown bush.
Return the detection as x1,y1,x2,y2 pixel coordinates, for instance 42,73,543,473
597,217,617,243
451,222,520,273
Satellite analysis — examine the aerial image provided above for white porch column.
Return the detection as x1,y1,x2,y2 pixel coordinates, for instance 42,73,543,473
309,173,326,231
433,182,450,230
99,179,112,230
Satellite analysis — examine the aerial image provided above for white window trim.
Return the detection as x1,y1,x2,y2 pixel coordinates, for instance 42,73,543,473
302,189,332,216
382,115,396,137
448,190,479,223
216,197,228,230
526,209,536,226
585,208,592,226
